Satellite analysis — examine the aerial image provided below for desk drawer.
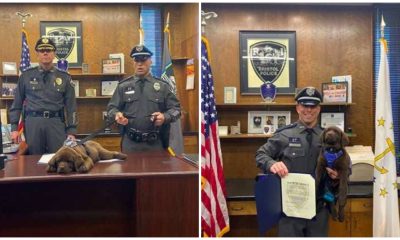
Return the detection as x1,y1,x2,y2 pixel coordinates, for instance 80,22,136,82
350,198,372,213
228,201,257,216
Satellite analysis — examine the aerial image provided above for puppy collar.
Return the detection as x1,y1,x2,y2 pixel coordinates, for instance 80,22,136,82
324,149,343,168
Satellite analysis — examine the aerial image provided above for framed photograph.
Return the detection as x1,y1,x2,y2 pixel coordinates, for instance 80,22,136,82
248,111,291,134
40,21,83,68
321,112,345,131
2,62,17,75
102,59,121,74
239,31,297,95
224,87,237,104
321,82,348,103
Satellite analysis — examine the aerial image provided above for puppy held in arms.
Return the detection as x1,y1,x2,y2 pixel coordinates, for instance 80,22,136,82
47,139,127,174
316,126,351,222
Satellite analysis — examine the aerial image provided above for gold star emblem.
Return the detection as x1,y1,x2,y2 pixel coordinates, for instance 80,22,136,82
393,182,399,190
380,188,388,197
377,117,385,127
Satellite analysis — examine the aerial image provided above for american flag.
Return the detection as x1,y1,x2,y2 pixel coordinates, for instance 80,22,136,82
201,36,230,237
19,30,31,72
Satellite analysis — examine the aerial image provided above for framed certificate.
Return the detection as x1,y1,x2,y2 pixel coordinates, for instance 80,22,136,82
224,87,237,104
2,62,17,75
321,112,345,131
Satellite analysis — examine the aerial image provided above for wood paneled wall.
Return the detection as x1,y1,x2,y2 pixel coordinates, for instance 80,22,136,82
0,3,198,133
202,3,374,147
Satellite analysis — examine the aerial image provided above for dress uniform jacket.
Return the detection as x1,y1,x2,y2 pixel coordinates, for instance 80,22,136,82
107,74,181,151
9,66,77,154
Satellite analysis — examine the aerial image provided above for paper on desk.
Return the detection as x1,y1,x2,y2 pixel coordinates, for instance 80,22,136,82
38,154,123,164
38,153,55,164
281,173,316,220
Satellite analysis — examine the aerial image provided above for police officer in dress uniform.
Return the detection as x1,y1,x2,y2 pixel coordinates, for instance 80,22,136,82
255,87,339,237
107,45,181,152
9,37,77,155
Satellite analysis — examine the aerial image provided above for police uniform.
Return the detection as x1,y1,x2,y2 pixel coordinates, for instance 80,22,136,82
255,87,329,237
107,45,181,152
9,37,77,155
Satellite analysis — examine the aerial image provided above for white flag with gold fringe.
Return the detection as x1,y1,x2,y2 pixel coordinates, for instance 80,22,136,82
373,16,400,237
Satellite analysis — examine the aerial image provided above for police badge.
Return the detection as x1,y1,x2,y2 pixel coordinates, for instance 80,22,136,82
55,78,63,86
260,81,277,102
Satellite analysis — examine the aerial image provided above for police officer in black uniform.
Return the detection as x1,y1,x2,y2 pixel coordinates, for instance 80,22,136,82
107,45,181,152
9,37,77,155
255,86,339,237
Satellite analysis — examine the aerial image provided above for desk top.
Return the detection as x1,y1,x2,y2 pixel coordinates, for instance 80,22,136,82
0,151,198,184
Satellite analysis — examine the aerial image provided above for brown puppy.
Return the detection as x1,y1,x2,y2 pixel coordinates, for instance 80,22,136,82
316,126,351,222
47,140,127,174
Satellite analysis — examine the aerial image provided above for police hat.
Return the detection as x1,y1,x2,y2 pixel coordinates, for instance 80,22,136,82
130,45,153,61
295,87,322,106
35,37,56,51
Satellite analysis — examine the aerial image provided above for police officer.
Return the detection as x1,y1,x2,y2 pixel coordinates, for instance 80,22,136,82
107,45,181,152
9,37,77,155
255,86,339,237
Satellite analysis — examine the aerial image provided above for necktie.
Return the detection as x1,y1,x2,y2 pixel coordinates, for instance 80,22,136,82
139,79,145,93
43,71,50,83
305,128,313,147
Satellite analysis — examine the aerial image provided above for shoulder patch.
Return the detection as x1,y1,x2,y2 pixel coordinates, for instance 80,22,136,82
23,66,38,73
275,122,297,133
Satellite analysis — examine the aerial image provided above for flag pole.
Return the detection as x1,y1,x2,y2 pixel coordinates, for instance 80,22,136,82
139,5,144,45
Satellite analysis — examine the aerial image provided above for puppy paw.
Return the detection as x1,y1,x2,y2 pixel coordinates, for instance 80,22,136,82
115,152,127,159
47,165,57,173
77,164,89,173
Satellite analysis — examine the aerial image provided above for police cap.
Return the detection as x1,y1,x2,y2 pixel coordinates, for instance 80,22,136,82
295,87,322,106
35,37,56,51
130,45,153,61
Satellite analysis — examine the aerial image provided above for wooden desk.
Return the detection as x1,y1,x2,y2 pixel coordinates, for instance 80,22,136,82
0,152,198,237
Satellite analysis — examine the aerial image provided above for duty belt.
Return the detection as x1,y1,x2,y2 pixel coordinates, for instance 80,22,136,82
26,110,62,118
127,128,159,143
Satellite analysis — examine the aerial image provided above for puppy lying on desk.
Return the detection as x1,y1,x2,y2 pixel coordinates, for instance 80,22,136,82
47,140,127,174
316,126,351,222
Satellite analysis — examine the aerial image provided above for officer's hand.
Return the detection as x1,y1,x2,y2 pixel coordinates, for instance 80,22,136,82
151,112,165,126
115,112,128,125
270,161,289,178
11,131,20,144
326,167,339,180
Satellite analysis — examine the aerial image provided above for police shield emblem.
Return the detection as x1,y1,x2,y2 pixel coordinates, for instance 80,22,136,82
153,82,161,91
249,41,287,83
48,28,76,60
55,78,63,86
260,81,277,102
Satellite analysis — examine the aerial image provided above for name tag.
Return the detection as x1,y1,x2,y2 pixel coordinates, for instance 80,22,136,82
289,137,301,147
125,90,135,94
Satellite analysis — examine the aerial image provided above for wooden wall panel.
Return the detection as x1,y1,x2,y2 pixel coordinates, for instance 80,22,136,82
202,4,374,147
0,3,198,133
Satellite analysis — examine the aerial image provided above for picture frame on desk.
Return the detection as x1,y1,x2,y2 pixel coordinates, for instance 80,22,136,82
239,31,297,95
248,111,291,134
320,112,345,131
321,82,348,103
102,58,121,74
40,21,83,68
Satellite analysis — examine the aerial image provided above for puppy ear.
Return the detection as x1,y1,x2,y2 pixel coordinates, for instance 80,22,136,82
341,130,349,146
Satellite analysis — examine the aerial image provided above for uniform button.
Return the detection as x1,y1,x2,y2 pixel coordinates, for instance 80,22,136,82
128,98,131,101
292,153,296,156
